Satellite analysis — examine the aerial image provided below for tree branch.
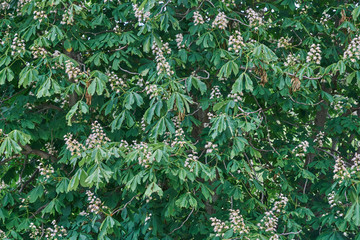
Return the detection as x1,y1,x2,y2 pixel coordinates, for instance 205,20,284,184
169,208,195,234
21,145,58,161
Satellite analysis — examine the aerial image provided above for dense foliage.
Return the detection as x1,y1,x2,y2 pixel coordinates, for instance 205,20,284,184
1,0,360,239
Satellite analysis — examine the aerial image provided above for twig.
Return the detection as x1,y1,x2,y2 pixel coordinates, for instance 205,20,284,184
29,203,48,219
286,72,324,80
288,95,324,106
82,30,114,36
169,208,195,234
226,16,250,27
196,70,210,80
303,179,308,195
21,145,58,161
119,66,139,75
292,29,303,47
0,155,20,165
112,194,140,216
315,147,337,160
155,0,171,17
20,169,39,193
280,230,302,236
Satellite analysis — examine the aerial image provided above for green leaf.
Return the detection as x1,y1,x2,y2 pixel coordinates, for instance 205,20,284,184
0,67,14,85
65,101,79,126
144,182,163,197
29,185,44,203
353,6,360,21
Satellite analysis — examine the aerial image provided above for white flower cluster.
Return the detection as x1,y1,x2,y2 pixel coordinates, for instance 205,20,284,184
86,190,109,214
228,30,245,53
221,0,235,7
212,12,228,30
246,8,263,27
113,23,121,34
64,133,85,157
145,84,160,99
350,153,360,175
193,11,205,25
210,209,249,237
152,40,173,75
210,217,227,237
65,60,81,82
0,1,10,10
52,50,61,58
44,220,67,239
269,234,280,240
33,10,47,22
272,194,288,214
343,36,360,63
185,151,198,171
228,92,243,103
108,72,126,93
205,142,218,154
30,221,67,239
320,11,330,25
17,0,32,11
45,142,57,156
171,128,186,148
277,37,291,48
335,210,344,219
258,194,288,233
284,53,300,67
169,117,186,148
133,141,152,168
306,44,321,64
204,112,216,128
206,112,217,121
0,181,7,190
333,157,350,183
210,86,222,100
19,197,29,209
29,222,40,239
86,121,110,148
30,45,48,59
299,5,309,15
327,191,342,208
133,4,150,23
136,77,144,87
314,131,324,147
176,33,185,49
229,209,250,235
140,118,147,132
10,33,25,56
38,162,54,180
293,140,309,157
60,10,74,25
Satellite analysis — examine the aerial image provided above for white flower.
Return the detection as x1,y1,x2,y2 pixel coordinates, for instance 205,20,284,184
228,31,245,53
306,44,321,64
246,8,263,27
212,12,228,30
343,36,360,63
193,11,205,25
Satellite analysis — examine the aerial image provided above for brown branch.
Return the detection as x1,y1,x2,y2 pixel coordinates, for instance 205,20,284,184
29,202,48,219
0,155,20,165
112,194,140,216
20,169,39,193
33,104,64,112
21,145,58,161
169,208,195,234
